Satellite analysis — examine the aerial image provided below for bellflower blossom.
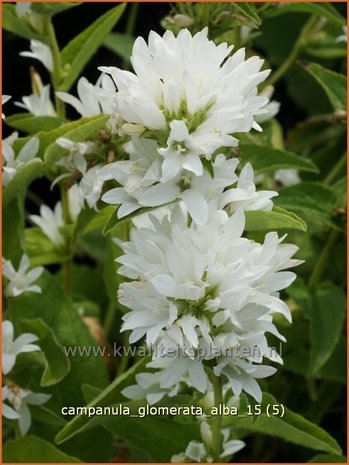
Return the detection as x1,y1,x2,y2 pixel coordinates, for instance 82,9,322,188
100,137,277,225
56,75,116,117
100,28,270,180
171,421,245,462
2,384,50,435
20,40,53,72
2,320,41,375
2,133,40,187
30,203,65,246
15,84,56,117
2,255,43,298
118,206,301,402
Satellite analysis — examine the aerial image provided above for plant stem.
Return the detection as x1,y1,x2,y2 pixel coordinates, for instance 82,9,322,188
264,15,318,88
44,17,65,117
308,229,340,293
211,373,223,460
60,185,73,294
323,152,347,186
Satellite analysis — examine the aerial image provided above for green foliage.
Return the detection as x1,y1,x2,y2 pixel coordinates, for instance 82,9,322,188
2,2,346,462
5,114,67,134
233,392,342,455
245,207,307,232
3,436,81,462
104,32,135,62
59,4,126,91
2,4,46,42
303,63,347,111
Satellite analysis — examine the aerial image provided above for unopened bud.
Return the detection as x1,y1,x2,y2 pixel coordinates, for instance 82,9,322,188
121,123,145,136
172,14,195,28
30,67,43,96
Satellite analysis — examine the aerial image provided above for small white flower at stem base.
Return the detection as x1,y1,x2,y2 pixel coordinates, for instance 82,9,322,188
336,25,347,43
15,84,56,117
30,203,65,246
171,421,245,462
2,384,50,435
2,133,40,187
20,40,53,72
275,169,301,187
2,254,43,298
2,321,41,375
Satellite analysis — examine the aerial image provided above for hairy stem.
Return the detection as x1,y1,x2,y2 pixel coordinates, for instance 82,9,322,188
211,373,223,460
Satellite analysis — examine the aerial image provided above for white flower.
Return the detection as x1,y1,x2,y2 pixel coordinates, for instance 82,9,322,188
2,133,40,187
20,40,53,72
122,370,179,405
56,75,116,117
101,137,276,225
336,25,347,43
79,165,105,210
56,137,95,174
275,169,300,187
255,85,280,123
118,206,301,400
2,384,50,435
171,421,245,462
30,203,65,246
101,28,269,135
15,84,56,116
2,255,43,298
100,28,270,170
2,321,40,375
223,162,278,212
2,95,11,119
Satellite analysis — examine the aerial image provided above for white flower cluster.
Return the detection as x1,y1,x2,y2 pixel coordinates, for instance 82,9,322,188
119,206,300,402
94,29,302,429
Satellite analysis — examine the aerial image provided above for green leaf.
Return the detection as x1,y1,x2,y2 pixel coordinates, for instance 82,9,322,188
19,318,71,387
44,114,109,168
308,283,346,375
274,182,339,229
266,3,345,26
103,415,199,462
233,392,342,455
2,4,46,42
5,113,67,133
8,271,109,407
3,436,81,462
104,32,135,61
239,144,318,174
303,63,347,111
244,206,307,232
31,2,81,16
55,356,150,444
24,227,70,266
309,454,347,462
60,4,126,91
232,3,261,27
3,158,44,209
